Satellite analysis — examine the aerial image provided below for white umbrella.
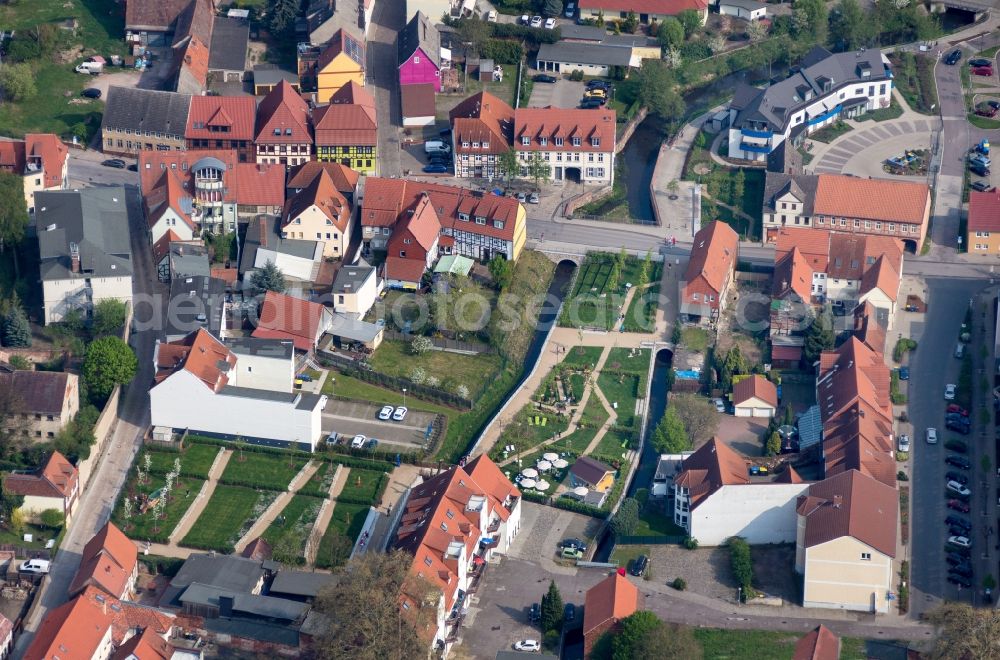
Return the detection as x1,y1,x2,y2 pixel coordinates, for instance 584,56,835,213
543,452,558,462
535,479,550,491
521,478,537,489
521,467,538,479
553,458,569,469
573,486,589,497
536,460,552,471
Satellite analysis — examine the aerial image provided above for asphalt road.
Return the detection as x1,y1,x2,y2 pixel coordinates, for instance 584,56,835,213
907,277,990,614
367,0,405,177
67,150,137,188
13,185,161,655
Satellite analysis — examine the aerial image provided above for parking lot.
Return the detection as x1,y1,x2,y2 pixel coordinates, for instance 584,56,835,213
321,399,436,449
527,75,586,109
400,140,452,178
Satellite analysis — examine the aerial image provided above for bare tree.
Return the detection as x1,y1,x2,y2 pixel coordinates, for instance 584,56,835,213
927,602,1000,659
670,393,720,448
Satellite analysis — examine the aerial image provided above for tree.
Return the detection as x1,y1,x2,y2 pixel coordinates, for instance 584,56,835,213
677,9,703,38
803,308,835,365
610,611,664,660
658,17,685,49
792,0,828,43
543,0,563,17
638,250,652,287
540,580,564,633
733,169,746,203
0,171,29,251
92,298,127,337
0,484,23,523
10,508,25,537
766,431,781,456
610,497,640,538
488,254,513,290
650,406,690,454
250,260,286,293
267,0,298,37
457,17,492,56
527,151,550,187
664,47,683,69
313,550,438,660
595,10,605,27
622,11,638,34
498,148,519,186
607,258,621,293
410,336,433,355
926,602,1000,660
746,19,769,43
39,509,63,529
670,393,720,447
637,61,686,128
830,0,872,50
720,346,749,392
0,63,37,101
728,536,756,600
82,336,138,403
2,302,30,347
707,35,727,54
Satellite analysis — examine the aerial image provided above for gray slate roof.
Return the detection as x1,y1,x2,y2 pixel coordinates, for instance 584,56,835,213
101,87,192,137
36,188,132,282
208,16,249,73
169,242,210,279
536,42,632,68
332,265,375,295
240,216,320,276
721,0,768,10
179,582,308,621
269,570,336,598
398,11,440,68
763,171,819,215
558,24,607,41
253,65,298,88
226,336,294,360
732,46,889,133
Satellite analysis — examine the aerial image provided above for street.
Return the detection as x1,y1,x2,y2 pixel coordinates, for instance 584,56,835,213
13,185,161,656
67,149,137,188
366,0,404,177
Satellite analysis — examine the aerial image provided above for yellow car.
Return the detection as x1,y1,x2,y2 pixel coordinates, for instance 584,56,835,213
585,88,607,99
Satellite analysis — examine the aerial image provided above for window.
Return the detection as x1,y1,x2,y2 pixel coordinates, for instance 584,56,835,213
854,219,860,228
591,137,600,147
399,250,406,257
472,142,479,148
555,137,563,146
521,137,530,145
861,552,871,561
424,556,432,566
404,238,412,244
483,141,489,149
414,56,420,63
572,137,581,147
692,292,700,301
888,223,895,232
493,220,504,229
459,212,469,221
273,128,281,135
316,232,322,239
864,221,871,228
540,137,547,146
475,215,486,225
462,141,469,148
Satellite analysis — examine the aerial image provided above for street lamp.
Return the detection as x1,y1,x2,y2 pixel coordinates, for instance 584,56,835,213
402,388,407,407
330,377,335,398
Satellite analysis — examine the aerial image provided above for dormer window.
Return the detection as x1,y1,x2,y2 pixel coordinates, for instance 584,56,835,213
285,128,292,136
273,128,281,136
521,136,530,146
483,141,489,149
555,137,563,146
446,509,455,519
493,220,504,229
539,137,547,146
404,238,412,244
462,141,469,148
458,212,469,221
424,556,432,566
472,142,479,148
475,215,486,225
440,522,448,531
591,137,600,147
572,137,581,147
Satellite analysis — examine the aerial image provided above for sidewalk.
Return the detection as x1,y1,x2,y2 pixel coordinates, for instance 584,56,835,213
233,460,321,554
166,448,232,546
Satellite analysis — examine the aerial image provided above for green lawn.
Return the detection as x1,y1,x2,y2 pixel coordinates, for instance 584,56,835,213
807,121,852,143
610,544,649,568
219,452,307,491
692,629,869,660
315,502,370,569
968,113,1000,129
299,461,337,498
551,396,609,455
143,444,219,479
567,372,587,401
373,284,497,341
368,340,503,401
634,506,686,537
680,326,710,353
559,253,651,330
323,371,454,417
494,408,571,457
112,474,205,544
561,346,603,370
337,468,385,503
856,96,904,122
592,427,633,462
597,373,641,428
181,485,275,552
622,283,661,333
0,523,62,550
262,495,324,564
605,347,650,376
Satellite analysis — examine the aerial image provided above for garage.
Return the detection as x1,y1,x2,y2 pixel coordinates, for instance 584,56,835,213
731,374,778,418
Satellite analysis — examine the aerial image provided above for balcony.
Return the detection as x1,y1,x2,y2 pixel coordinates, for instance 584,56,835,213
740,142,771,154
194,178,224,192
740,127,773,139
486,519,501,534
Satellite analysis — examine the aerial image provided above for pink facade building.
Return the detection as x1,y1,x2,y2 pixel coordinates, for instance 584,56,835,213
397,11,441,92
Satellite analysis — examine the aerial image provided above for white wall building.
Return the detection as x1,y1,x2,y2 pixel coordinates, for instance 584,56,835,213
225,337,296,393
513,108,617,185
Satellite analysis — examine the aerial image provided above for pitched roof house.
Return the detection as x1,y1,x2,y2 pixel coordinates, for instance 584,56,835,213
0,368,79,440
281,168,352,258
69,522,139,600
513,107,618,185
314,28,366,103
101,87,191,157
967,188,1000,255
4,451,79,522
449,91,514,180
681,220,739,323
732,374,779,417
287,161,360,200
582,573,638,658
793,624,841,660
397,11,442,91
185,95,257,162
0,133,69,213
569,456,615,493
385,193,441,289
255,80,313,166
313,81,378,174
253,291,332,352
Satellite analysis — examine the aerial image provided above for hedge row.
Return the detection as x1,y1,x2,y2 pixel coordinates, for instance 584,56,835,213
553,496,609,519
323,444,416,469
215,476,287,492
186,435,394,472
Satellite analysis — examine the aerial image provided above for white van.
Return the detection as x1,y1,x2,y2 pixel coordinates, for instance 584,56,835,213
19,559,51,574
424,140,450,155
75,61,103,74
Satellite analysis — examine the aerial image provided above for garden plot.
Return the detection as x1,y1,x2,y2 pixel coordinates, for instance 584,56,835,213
180,485,278,552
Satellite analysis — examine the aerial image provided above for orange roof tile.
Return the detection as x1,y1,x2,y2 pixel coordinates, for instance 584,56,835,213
813,174,930,225
153,328,236,391
775,227,830,272
140,149,285,209
859,254,900,302
256,80,312,144
185,96,257,141
968,190,1000,233
797,469,897,558
282,168,351,233
514,107,616,153
253,291,328,351
385,256,427,284
112,627,171,660
4,451,78,501
69,522,137,599
674,438,749,510
684,220,739,296
582,573,638,637
317,29,366,74
26,134,69,189
733,374,778,408
313,83,377,146
772,247,813,301
449,91,515,156
793,624,841,660
287,161,360,195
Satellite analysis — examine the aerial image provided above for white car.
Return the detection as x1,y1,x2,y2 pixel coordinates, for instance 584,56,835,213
520,14,529,24
565,2,576,18
926,427,938,444
378,405,394,420
487,10,497,21
319,395,328,410
944,384,956,400
514,640,540,652
530,15,542,27
897,434,910,452
948,535,971,548
19,559,51,575
393,406,408,421
544,17,556,29
947,480,971,498
713,398,726,413
351,434,367,449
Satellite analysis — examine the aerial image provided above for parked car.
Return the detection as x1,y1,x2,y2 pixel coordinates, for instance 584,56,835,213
378,405,394,420
528,192,539,204
975,103,998,118
948,575,973,588
565,2,576,18
972,65,994,76
629,554,648,577
926,427,938,444
946,455,971,470
520,14,530,24
948,499,971,513
559,538,587,551
897,434,910,452
544,17,555,29
947,419,971,435
969,58,992,67
530,15,542,27
102,158,126,169
946,515,972,531
971,180,997,192
350,434,366,449
564,603,576,621
580,98,604,109
944,383,957,400
714,398,726,413
947,404,969,417
948,481,972,498
561,547,583,559
971,163,992,177
423,164,449,174
585,88,607,99
515,640,540,652
516,191,527,203
487,10,497,21
948,535,972,548
367,438,379,450
969,154,991,168
528,602,540,622
533,74,557,83
19,559,50,575
946,552,969,566
424,140,450,154
946,471,969,486
945,50,962,65
945,439,968,453
81,87,102,99
392,406,408,421
949,565,974,579
898,366,909,380
585,80,609,90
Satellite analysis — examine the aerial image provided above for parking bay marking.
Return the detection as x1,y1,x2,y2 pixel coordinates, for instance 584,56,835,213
321,413,426,433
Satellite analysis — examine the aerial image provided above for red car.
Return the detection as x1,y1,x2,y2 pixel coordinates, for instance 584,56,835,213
972,66,994,77
948,499,971,513
947,404,970,417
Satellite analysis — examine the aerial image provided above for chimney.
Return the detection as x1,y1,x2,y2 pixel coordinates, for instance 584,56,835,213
832,495,843,508
69,242,80,273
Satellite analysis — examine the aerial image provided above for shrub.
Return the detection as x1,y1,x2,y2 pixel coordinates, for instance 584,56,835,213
410,336,433,355
897,470,909,481
896,451,909,463
569,69,584,81
553,496,608,518
683,536,699,550
672,577,687,591
727,536,756,601
892,338,917,363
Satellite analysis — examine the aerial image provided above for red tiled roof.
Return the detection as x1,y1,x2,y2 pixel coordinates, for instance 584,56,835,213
772,247,812,301
154,328,236,391
0,371,72,416
255,80,312,144
400,83,436,119
282,169,351,233
732,374,778,408
174,35,210,90
210,267,238,285
582,573,638,637
859,254,900,302
152,230,183,265
968,189,1000,233
318,29,366,72
684,220,739,296
793,624,841,660
253,291,328,351
853,302,886,355
771,345,802,361
579,0,708,12
514,107,616,153
69,522,137,599
231,162,287,207
185,96,257,141
287,161,360,194
826,233,902,282
313,99,377,147
775,227,830,272
144,169,195,232
814,174,930,225
797,469,897,558
449,91,515,156
140,149,285,209
674,438,748,510
112,627,171,660
385,256,427,284
0,135,68,189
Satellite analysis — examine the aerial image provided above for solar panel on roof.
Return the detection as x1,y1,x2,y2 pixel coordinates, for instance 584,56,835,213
345,35,363,65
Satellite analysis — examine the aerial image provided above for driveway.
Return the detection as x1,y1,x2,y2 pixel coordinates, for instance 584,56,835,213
527,76,585,109
321,399,436,449
506,501,603,569
714,414,768,457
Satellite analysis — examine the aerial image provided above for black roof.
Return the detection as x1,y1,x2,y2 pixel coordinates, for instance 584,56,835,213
208,16,249,73
101,87,192,137
398,11,440,68
36,188,133,282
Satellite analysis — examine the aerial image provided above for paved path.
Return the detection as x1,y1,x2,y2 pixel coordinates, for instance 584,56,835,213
305,465,350,565
580,348,619,456
232,460,321,554
165,449,232,546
